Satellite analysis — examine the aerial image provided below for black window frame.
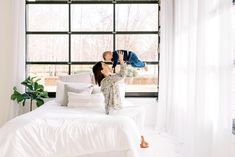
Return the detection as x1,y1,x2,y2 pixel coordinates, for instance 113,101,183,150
25,0,161,98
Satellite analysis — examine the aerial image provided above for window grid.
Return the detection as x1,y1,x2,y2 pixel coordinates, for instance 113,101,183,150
25,0,160,98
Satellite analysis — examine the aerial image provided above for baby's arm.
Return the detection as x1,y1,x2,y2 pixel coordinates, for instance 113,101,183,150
112,59,118,69
112,51,118,69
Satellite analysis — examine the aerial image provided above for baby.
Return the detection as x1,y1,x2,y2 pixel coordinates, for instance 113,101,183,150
103,50,148,71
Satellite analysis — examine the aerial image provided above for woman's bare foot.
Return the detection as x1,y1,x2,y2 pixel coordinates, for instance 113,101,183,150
140,136,149,148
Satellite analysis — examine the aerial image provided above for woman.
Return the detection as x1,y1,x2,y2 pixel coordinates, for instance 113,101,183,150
92,51,149,148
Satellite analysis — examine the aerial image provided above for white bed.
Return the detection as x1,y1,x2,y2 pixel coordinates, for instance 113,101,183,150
0,100,145,157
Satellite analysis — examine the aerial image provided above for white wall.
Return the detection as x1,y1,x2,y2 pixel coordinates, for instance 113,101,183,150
0,0,14,126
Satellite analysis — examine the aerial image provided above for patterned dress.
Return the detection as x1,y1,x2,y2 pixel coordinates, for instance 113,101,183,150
100,64,127,111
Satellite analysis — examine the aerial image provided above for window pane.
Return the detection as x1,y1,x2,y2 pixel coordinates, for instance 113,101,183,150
27,35,68,62
27,65,68,92
71,65,93,75
71,4,113,31
71,35,113,61
27,4,68,31
116,35,158,61
125,65,158,93
109,64,158,93
116,4,158,31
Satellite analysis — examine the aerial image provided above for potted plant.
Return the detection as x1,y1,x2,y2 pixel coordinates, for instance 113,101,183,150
11,76,49,111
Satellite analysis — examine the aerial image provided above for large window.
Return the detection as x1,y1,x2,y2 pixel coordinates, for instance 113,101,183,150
26,0,160,97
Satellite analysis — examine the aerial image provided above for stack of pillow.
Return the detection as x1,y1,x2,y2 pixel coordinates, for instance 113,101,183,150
55,72,104,108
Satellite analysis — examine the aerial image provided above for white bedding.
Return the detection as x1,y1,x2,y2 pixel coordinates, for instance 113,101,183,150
0,101,142,157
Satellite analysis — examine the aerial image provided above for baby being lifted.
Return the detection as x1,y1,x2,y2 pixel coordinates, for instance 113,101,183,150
103,50,148,72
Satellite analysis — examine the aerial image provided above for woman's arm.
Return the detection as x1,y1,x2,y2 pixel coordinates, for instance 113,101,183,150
109,51,127,83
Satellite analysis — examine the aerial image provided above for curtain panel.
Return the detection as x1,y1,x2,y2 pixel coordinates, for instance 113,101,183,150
157,0,235,157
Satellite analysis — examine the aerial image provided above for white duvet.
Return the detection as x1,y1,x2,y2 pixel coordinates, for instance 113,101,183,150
0,101,142,157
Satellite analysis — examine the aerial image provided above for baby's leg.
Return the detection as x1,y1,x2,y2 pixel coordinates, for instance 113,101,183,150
129,52,145,68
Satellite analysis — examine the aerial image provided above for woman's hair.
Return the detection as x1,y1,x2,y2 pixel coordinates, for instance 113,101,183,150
92,61,105,86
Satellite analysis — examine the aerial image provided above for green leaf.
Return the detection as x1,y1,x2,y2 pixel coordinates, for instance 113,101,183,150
37,84,44,90
11,87,24,103
40,91,49,98
34,82,39,90
36,98,44,107
17,97,24,103
11,94,16,100
22,93,30,99
21,78,33,90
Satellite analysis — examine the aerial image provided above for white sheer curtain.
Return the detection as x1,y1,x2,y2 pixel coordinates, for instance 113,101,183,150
0,0,25,126
157,0,235,157
9,0,26,117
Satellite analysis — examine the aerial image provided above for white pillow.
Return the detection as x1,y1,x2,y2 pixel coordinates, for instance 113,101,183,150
58,72,95,84
55,81,93,106
91,85,101,94
67,92,105,108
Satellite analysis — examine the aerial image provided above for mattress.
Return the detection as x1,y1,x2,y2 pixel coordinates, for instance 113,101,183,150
0,100,144,157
